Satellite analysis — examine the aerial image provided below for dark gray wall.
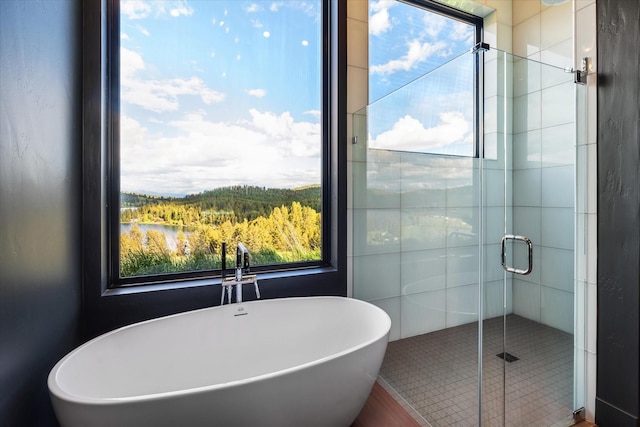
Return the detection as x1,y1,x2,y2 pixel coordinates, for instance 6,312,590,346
0,1,82,426
597,0,640,426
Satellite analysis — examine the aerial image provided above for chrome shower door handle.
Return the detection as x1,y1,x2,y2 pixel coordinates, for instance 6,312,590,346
501,234,533,275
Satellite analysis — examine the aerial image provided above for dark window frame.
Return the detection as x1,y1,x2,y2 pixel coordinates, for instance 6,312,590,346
108,0,336,288
81,0,346,338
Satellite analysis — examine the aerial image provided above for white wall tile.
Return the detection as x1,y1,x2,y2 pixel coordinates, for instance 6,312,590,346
513,168,541,207
447,207,480,248
352,161,401,209
513,206,542,244
484,207,507,245
586,281,597,353
541,165,574,208
352,208,401,255
513,129,542,170
483,168,506,206
513,278,541,322
401,208,448,252
541,286,573,333
541,207,574,250
484,279,512,319
446,245,480,288
484,242,505,282
513,91,541,134
541,123,575,167
586,213,597,284
540,247,574,292
541,81,575,128
513,56,541,97
447,283,479,328
401,290,447,338
541,39,573,76
401,248,447,295
586,351,597,421
353,252,401,301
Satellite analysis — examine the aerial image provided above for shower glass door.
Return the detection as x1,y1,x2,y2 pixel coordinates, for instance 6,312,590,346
481,48,585,426
351,46,586,426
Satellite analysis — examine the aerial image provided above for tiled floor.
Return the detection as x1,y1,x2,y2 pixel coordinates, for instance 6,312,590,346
379,315,574,427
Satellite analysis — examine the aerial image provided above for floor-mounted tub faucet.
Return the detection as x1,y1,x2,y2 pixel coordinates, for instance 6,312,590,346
220,242,260,304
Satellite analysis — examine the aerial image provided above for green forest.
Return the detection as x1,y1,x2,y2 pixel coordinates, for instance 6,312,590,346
120,185,322,277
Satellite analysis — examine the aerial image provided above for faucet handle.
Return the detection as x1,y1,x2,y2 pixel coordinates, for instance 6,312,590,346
254,280,260,299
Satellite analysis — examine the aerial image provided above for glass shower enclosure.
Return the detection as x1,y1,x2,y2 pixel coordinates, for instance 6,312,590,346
351,47,586,426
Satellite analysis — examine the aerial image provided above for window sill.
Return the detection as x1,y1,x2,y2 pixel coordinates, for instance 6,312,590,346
102,265,338,297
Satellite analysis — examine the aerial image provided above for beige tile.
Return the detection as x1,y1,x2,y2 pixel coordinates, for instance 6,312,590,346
513,14,541,57
512,0,541,26
347,65,368,113
540,0,572,50
347,0,368,22
347,18,368,68
485,0,512,26
575,3,597,74
575,0,595,12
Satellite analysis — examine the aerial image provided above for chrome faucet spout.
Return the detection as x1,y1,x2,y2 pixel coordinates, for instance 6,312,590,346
220,242,260,305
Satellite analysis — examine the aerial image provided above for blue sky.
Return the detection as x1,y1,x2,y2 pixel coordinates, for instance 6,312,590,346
119,0,475,196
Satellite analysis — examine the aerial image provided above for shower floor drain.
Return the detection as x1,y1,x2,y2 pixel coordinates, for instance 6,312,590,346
497,352,519,363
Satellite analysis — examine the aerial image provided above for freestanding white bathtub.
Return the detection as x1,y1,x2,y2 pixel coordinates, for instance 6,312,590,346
48,296,391,427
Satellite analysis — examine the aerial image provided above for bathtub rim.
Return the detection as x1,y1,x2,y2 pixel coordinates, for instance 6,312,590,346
48,296,391,405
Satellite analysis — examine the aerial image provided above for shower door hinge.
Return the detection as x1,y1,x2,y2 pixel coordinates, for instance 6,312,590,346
572,407,586,423
472,42,490,54
573,57,589,85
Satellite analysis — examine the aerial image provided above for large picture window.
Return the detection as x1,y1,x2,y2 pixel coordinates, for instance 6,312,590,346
109,0,329,285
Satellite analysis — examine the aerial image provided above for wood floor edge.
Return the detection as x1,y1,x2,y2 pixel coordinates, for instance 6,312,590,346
352,381,421,427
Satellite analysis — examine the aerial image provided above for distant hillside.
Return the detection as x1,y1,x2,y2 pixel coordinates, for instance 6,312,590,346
121,192,176,207
182,185,321,216
121,185,321,223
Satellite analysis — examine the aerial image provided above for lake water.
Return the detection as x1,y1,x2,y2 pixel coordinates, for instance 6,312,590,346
120,223,193,251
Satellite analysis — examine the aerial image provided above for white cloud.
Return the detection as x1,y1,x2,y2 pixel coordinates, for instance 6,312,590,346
246,89,267,98
270,2,284,12
121,1,152,19
169,1,194,17
138,25,151,36
304,110,321,118
422,12,448,39
370,112,471,152
301,40,309,46
370,39,448,75
121,32,131,40
263,31,271,38
369,0,396,36
246,3,260,13
120,109,321,193
120,47,226,113
451,21,475,43
121,0,194,19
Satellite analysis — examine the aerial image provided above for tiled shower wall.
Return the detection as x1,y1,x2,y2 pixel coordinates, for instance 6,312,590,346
347,0,597,419
511,1,575,334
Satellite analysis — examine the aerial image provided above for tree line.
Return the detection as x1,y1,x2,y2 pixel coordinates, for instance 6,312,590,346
120,186,322,277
